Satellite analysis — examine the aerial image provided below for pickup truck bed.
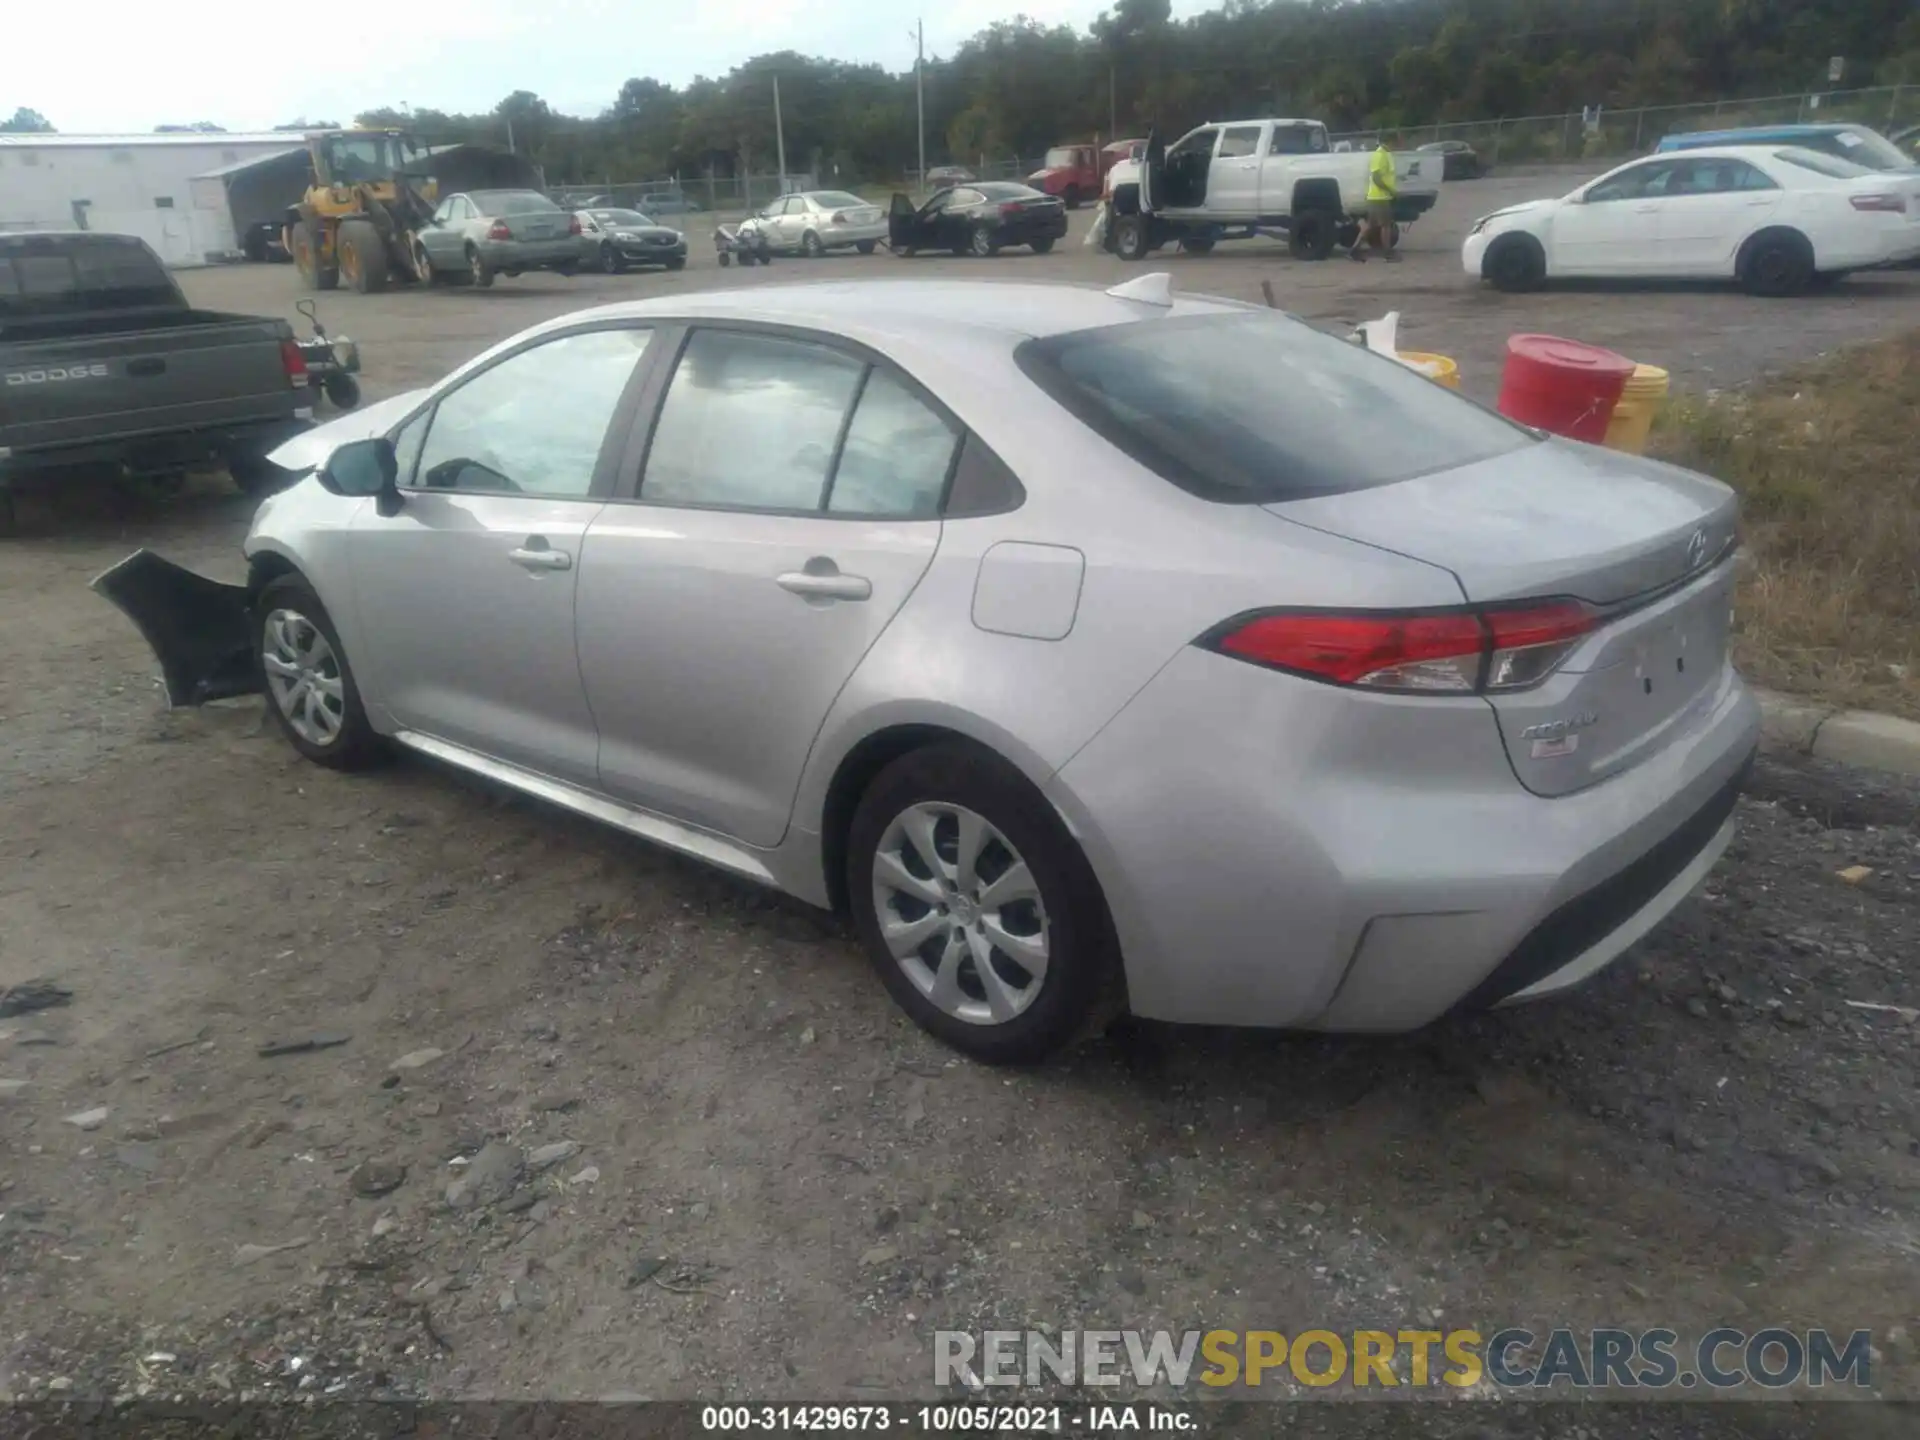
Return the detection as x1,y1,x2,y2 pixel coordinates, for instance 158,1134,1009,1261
1,231,309,502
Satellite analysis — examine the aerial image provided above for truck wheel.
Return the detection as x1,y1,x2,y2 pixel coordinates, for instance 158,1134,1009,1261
1288,212,1336,261
1112,214,1152,262
466,246,495,288
337,220,389,294
293,218,338,291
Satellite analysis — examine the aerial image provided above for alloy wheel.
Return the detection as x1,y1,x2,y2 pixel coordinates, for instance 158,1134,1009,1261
261,608,346,747
870,802,1050,1026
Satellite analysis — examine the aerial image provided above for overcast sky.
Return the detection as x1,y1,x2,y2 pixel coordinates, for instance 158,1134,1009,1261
8,0,1218,135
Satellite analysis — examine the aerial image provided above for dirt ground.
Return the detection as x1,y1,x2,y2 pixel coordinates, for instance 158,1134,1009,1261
3,172,1919,1434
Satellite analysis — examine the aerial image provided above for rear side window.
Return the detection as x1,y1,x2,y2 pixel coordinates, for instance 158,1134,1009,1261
1017,312,1534,503
1772,148,1873,180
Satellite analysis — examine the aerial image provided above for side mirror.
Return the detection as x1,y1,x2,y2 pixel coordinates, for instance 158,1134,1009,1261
317,437,403,515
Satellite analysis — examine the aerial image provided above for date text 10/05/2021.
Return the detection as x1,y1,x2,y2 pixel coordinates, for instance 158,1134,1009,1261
701,1407,1191,1431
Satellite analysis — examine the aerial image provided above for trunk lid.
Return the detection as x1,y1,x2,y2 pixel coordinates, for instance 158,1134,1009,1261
1268,440,1741,796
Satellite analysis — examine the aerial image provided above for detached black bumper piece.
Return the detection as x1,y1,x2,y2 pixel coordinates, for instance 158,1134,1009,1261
1455,749,1755,1012
91,549,260,706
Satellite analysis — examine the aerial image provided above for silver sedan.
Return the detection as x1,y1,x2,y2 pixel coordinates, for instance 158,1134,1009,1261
737,190,888,256
97,280,1759,1063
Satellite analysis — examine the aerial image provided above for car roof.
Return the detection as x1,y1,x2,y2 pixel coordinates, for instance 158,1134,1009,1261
1658,123,1862,147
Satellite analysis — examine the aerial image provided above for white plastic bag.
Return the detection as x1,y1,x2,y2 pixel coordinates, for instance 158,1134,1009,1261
1085,203,1110,250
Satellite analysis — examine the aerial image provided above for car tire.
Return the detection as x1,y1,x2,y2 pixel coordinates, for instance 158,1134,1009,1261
413,243,441,285
1485,234,1547,292
717,250,732,267
856,240,877,254
969,226,1001,258
1287,211,1336,261
255,575,385,772
466,246,494,288
1112,213,1152,262
322,373,361,409
802,230,825,258
1030,237,1056,254
847,741,1119,1065
1062,185,1082,209
336,219,389,294
1177,234,1214,255
601,241,622,274
1741,229,1815,297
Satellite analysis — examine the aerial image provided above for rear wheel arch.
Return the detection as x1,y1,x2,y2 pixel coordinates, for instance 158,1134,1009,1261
1290,177,1343,217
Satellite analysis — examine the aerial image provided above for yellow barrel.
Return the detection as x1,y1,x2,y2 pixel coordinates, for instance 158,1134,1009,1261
1396,351,1460,389
1602,363,1670,454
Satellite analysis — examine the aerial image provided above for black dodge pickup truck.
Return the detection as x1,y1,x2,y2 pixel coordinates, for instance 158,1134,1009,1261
1,231,310,521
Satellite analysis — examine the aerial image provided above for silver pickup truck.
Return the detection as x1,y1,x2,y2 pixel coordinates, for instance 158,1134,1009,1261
1102,118,1442,261
1,231,310,523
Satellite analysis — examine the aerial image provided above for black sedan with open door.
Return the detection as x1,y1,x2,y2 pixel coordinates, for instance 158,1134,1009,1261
888,182,1068,257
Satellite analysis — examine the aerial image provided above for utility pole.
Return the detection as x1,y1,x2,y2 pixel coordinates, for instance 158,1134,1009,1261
912,20,926,188
773,74,787,192
1109,64,1116,139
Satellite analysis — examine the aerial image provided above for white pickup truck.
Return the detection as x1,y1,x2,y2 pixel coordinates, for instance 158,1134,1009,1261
1102,118,1442,261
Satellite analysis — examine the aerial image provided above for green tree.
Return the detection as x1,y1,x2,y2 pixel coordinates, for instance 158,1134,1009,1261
2,106,53,132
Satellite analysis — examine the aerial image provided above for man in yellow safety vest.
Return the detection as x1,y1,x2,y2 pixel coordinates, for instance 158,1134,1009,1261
1349,133,1402,263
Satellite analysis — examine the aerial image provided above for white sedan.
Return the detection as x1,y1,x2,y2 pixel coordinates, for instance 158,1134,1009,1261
737,190,888,257
1463,145,1920,295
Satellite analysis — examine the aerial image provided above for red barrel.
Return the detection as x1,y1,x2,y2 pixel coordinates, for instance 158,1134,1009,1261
1497,334,1636,444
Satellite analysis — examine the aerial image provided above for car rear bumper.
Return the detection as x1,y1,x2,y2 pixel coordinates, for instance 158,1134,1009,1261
1000,214,1069,244
819,220,888,247
477,238,580,268
1046,644,1761,1032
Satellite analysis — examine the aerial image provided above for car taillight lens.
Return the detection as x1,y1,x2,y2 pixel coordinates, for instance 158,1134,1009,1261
568,215,583,234
1203,600,1600,695
999,202,1022,216
1850,193,1906,213
487,220,512,240
279,339,308,383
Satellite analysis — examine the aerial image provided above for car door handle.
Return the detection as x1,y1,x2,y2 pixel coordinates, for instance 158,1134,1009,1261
509,543,572,572
777,570,871,601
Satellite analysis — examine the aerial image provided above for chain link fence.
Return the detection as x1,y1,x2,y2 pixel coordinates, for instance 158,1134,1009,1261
1331,85,1914,166
551,156,1051,222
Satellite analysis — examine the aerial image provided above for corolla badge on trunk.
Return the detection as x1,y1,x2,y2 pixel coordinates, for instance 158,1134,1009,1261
1521,710,1599,760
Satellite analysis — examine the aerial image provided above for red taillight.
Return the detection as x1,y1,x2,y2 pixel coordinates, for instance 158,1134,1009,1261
279,338,308,384
1204,600,1599,694
567,215,582,235
487,219,512,240
999,202,1022,216
1850,193,1906,213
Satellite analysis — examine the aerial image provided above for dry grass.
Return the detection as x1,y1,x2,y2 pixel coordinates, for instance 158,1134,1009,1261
1650,329,1920,721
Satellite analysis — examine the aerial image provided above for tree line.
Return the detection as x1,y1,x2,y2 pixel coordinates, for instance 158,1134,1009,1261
10,0,1920,178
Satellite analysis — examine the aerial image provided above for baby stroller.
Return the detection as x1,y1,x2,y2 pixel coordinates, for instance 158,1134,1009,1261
713,223,774,267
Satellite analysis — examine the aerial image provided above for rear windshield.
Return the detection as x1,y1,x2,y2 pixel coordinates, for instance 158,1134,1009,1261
1822,129,1913,171
976,182,1044,200
0,235,178,317
1017,312,1535,502
1772,148,1874,179
473,191,559,215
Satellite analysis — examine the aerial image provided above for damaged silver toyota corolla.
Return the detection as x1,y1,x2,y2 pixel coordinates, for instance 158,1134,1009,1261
95,280,1759,1064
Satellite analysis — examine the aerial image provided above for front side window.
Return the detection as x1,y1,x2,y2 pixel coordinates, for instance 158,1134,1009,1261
411,328,652,498
641,330,865,511
1017,312,1534,503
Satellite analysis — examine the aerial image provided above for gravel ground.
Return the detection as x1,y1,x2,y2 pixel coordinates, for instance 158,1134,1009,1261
1,173,1917,1434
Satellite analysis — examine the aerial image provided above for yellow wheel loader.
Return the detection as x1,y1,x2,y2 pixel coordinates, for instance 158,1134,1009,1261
285,130,439,294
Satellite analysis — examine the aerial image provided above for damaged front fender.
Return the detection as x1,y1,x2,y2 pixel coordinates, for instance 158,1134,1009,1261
91,550,260,707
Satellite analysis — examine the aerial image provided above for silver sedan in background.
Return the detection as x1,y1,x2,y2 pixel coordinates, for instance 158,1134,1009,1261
737,191,888,256
413,189,580,287
98,279,1759,1064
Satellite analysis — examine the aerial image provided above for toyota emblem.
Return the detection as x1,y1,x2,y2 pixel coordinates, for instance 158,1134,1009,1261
1686,528,1708,570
